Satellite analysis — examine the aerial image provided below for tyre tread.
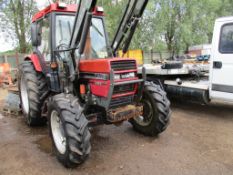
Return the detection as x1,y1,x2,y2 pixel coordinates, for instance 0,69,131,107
18,61,48,126
49,93,91,168
131,81,171,136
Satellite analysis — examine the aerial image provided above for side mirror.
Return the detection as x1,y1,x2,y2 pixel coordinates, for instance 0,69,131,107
31,23,42,47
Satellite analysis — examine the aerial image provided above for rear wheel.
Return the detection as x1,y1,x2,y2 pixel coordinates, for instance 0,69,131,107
18,61,48,126
48,93,91,168
130,82,171,136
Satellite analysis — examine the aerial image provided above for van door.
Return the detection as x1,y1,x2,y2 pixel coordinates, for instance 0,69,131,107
210,18,233,101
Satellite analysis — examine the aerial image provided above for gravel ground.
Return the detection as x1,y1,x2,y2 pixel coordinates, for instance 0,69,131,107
0,89,233,175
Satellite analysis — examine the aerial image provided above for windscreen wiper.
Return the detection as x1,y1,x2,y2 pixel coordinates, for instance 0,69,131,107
111,0,149,56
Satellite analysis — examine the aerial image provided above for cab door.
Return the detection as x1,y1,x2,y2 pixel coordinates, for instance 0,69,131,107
210,18,233,101
37,16,51,68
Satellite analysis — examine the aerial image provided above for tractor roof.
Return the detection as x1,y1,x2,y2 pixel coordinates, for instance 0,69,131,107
32,3,104,22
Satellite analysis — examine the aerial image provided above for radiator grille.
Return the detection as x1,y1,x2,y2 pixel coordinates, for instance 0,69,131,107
111,60,136,71
113,84,134,94
109,96,134,108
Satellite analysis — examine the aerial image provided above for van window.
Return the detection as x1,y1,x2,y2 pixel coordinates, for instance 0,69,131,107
219,24,233,53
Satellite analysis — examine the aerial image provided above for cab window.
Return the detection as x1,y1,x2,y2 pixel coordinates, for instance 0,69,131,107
219,24,233,53
37,18,50,61
55,15,74,48
55,15,109,59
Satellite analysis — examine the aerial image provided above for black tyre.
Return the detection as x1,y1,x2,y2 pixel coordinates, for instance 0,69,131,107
161,61,183,69
130,82,171,136
18,61,48,126
48,93,91,168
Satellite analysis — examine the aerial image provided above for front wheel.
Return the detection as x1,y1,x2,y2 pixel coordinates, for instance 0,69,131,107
130,82,171,136
48,94,91,168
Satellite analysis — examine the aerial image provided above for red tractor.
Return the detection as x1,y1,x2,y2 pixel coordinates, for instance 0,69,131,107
18,0,171,168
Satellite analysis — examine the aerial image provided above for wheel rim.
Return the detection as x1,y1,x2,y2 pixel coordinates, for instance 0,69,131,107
134,99,153,126
51,110,66,154
20,76,29,114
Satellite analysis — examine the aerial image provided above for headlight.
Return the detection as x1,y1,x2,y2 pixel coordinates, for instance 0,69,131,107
114,72,136,80
121,72,135,79
114,74,121,80
95,73,109,80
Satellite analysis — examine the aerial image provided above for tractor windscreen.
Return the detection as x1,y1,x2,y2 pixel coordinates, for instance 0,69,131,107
55,15,108,59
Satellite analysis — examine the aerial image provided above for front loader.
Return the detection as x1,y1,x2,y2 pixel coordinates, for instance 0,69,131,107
18,0,171,168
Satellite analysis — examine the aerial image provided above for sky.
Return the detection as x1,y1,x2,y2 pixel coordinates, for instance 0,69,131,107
0,0,54,52
0,36,14,52
0,11,14,52
35,0,52,10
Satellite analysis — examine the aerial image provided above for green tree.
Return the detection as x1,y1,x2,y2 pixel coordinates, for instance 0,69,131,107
2,0,233,55
140,0,233,56
97,0,127,41
0,0,35,53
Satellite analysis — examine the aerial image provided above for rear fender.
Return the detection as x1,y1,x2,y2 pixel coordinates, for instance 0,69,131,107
24,54,42,72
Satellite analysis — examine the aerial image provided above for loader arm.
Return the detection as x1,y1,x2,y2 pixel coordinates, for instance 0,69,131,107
111,0,149,56
69,0,97,55
53,0,97,92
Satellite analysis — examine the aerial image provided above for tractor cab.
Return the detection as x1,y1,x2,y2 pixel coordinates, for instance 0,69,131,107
31,3,109,68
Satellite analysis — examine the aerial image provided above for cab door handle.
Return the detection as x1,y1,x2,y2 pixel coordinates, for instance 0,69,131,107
213,61,222,69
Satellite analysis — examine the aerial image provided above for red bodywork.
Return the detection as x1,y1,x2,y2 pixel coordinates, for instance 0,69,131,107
79,58,137,73
25,54,42,72
32,3,103,22
79,58,138,99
